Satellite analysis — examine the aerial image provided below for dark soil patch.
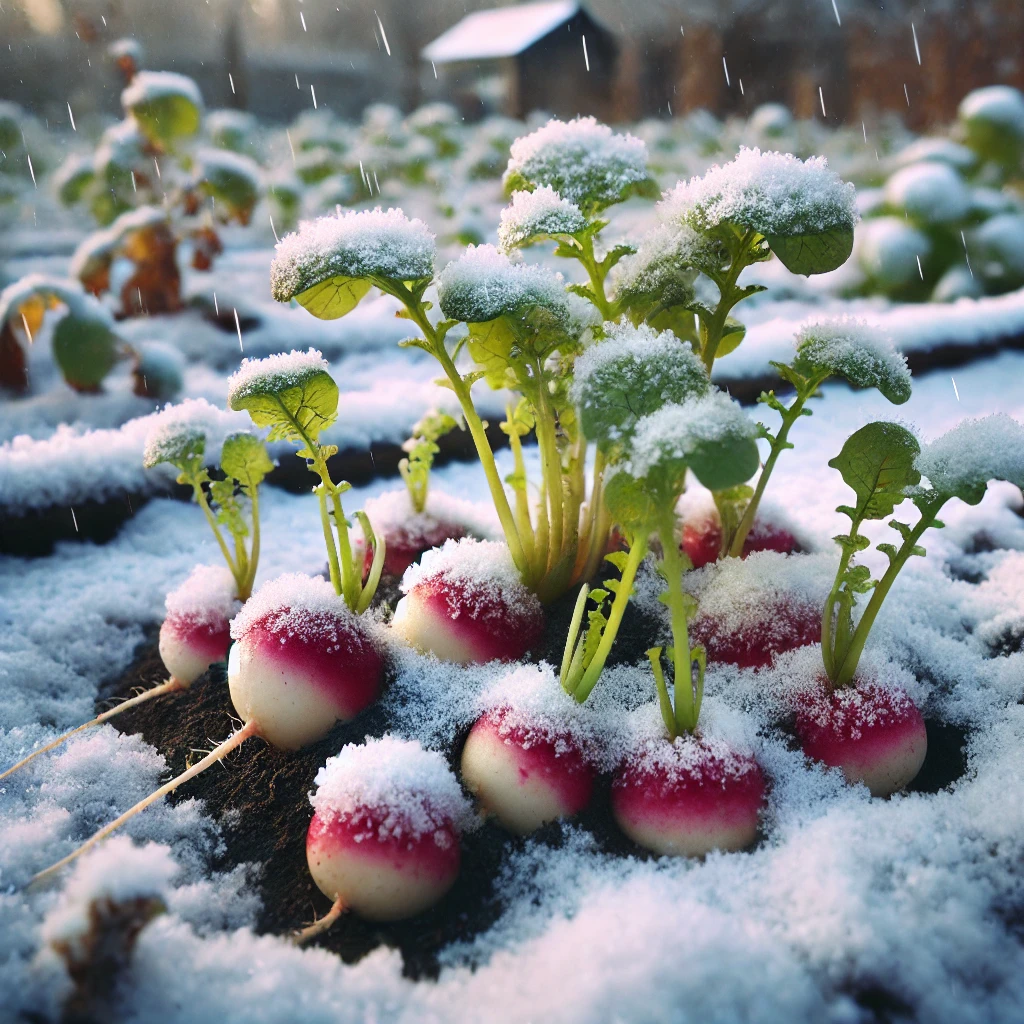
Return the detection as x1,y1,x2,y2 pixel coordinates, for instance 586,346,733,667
905,719,969,794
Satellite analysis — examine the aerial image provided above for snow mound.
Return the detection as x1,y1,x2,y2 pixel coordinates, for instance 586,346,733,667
916,414,1024,500
311,735,474,839
121,71,203,111
437,244,569,324
270,207,436,301
504,116,649,207
855,216,931,288
959,85,1024,136
164,565,240,625
497,187,586,250
226,348,330,405
793,315,912,403
663,147,857,238
884,162,971,225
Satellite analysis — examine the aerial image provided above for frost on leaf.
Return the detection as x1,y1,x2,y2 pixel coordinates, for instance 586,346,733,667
503,116,651,210
792,316,912,404
195,148,262,225
121,71,203,147
497,187,587,251
227,349,338,444
662,147,857,275
915,414,1024,505
572,322,710,449
270,207,436,316
628,392,760,493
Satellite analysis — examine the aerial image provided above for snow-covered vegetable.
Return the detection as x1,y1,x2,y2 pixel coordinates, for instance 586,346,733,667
227,349,384,613
122,71,203,150
958,85,1024,172
298,736,472,939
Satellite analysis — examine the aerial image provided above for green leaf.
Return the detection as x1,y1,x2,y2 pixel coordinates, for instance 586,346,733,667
229,369,339,445
210,478,248,539
828,421,921,523
716,316,746,358
604,472,656,532
127,92,201,149
294,276,372,320
686,434,761,492
466,318,520,390
52,314,120,392
766,225,855,276
220,432,273,490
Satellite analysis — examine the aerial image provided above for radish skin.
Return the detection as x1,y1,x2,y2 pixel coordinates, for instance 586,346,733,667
612,738,766,857
682,515,801,570
359,519,467,579
460,710,595,834
158,611,232,687
793,681,927,797
690,599,820,669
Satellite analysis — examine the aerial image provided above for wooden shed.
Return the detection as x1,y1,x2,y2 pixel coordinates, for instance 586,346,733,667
422,1,617,121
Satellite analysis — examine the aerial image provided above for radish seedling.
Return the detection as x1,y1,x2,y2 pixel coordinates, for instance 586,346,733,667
297,735,473,941
392,538,544,664
227,349,385,613
31,573,386,885
801,415,1024,795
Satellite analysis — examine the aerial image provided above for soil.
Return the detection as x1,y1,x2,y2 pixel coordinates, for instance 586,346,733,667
96,562,969,981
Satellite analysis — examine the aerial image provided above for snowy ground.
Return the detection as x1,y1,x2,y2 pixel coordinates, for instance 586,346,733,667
2,336,1023,1021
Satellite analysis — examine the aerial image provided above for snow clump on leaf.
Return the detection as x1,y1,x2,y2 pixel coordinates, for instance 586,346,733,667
142,397,241,469
614,222,717,309
226,348,330,407
793,316,912,404
270,207,436,302
498,186,587,250
504,116,650,208
311,735,475,840
165,565,241,626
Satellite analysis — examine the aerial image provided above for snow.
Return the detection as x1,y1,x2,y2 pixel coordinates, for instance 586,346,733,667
226,348,330,406
121,71,203,113
310,735,474,839
628,393,757,479
915,414,1024,500
662,147,857,238
142,397,241,468
854,215,931,288
958,85,1024,136
884,162,972,225
497,187,586,250
793,315,912,403
504,117,649,207
358,487,498,543
195,147,263,189
613,222,716,302
164,565,240,624
270,208,436,302
972,213,1024,283
230,573,361,642
108,38,144,63
437,243,569,324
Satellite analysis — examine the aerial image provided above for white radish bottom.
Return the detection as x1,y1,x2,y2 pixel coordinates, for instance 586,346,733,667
794,681,927,797
612,738,766,857
460,711,595,834
158,612,232,686
306,809,460,921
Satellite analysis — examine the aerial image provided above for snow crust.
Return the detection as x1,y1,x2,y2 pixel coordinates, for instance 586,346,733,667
662,147,857,237
916,414,1024,499
504,117,649,206
310,735,474,840
270,207,436,301
164,565,240,624
497,187,586,250
226,348,330,405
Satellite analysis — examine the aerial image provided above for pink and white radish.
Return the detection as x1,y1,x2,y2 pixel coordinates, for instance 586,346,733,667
792,679,927,797
392,538,544,664
297,735,473,940
611,730,766,857
681,511,801,570
31,573,386,885
1,565,238,784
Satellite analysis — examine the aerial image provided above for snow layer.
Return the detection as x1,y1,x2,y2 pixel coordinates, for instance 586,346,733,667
497,187,586,250
915,414,1024,499
227,348,330,406
164,565,240,625
121,71,204,111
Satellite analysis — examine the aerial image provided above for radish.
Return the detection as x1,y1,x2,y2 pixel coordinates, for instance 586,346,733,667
810,416,1024,793
611,729,766,857
792,680,927,797
681,512,801,570
30,573,386,885
392,538,544,664
459,666,598,834
686,551,830,669
1,565,237,784
296,735,473,941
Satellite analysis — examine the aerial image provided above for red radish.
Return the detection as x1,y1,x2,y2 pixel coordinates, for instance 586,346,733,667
391,538,543,664
461,708,595,834
297,735,473,940
612,733,766,857
1,565,238,784
228,573,386,750
793,679,927,797
31,574,386,885
686,551,830,668
682,513,801,570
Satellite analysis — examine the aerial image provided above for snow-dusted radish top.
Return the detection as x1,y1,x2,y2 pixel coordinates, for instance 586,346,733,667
310,735,474,841
270,207,436,302
226,348,331,408
497,186,586,250
121,71,203,111
662,147,857,238
614,222,714,303
165,565,240,625
142,398,247,470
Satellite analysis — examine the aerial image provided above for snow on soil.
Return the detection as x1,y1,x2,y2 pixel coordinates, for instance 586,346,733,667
2,344,1024,1018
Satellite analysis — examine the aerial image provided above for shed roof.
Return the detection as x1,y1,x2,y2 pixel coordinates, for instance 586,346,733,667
422,1,587,64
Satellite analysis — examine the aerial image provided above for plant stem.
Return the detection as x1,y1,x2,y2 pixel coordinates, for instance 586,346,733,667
832,498,944,687
560,583,590,690
576,233,614,320
573,534,648,703
192,482,240,585
701,229,755,373
244,487,261,600
657,514,698,734
316,483,343,596
821,541,855,683
533,390,564,574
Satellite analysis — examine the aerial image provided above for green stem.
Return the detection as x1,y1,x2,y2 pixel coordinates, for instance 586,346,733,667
832,498,945,687
573,534,648,703
560,583,590,690
316,484,343,596
576,233,614,320
657,514,698,734
534,392,564,574
243,487,261,600
821,539,856,683
701,229,756,373
506,416,537,571
192,482,239,583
